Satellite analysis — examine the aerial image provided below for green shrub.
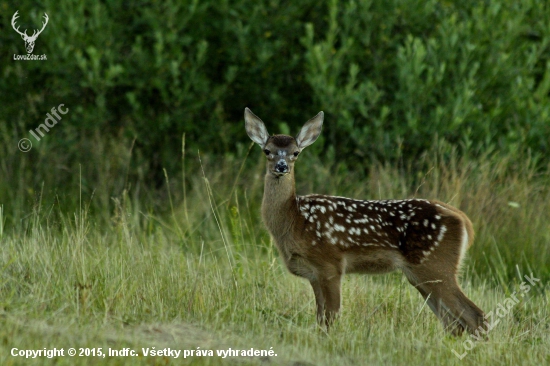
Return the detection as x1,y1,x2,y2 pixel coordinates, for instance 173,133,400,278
1,0,549,214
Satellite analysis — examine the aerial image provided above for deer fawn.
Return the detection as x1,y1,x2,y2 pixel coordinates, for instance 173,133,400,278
244,107,485,335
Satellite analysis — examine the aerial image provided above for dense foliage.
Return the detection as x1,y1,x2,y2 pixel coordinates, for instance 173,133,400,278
2,0,550,180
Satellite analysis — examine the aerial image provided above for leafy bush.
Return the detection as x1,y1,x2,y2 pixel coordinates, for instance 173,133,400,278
1,0,549,205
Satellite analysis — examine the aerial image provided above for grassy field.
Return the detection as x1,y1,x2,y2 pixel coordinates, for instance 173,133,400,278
1,148,549,365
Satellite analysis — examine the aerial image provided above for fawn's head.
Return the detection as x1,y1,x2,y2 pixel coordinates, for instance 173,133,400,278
245,108,324,177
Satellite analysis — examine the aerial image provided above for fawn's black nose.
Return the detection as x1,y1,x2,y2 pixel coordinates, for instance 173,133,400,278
275,161,288,173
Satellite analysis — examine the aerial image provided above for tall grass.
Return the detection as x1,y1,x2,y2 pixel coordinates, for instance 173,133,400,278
1,137,549,365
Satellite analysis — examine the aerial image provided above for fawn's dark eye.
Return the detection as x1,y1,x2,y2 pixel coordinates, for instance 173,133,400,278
264,149,271,155
293,151,300,157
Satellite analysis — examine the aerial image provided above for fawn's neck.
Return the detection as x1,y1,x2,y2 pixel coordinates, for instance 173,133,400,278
261,170,298,238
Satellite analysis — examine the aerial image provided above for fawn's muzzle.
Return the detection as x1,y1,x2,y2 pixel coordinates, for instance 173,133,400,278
275,160,289,174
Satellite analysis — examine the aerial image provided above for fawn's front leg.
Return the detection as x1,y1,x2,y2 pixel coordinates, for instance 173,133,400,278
320,274,342,328
311,270,342,329
288,255,334,326
309,278,325,325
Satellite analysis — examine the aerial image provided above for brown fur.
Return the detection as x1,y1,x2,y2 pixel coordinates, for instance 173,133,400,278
245,108,485,335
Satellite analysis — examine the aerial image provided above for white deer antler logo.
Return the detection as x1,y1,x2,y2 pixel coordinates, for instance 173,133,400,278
11,11,49,54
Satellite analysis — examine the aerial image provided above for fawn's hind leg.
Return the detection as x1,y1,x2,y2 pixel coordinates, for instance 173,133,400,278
404,266,485,335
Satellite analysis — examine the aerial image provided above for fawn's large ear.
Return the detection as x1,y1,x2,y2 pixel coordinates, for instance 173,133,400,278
296,111,323,149
244,108,270,147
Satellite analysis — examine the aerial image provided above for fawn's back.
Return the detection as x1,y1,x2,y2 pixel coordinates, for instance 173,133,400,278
293,195,471,273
